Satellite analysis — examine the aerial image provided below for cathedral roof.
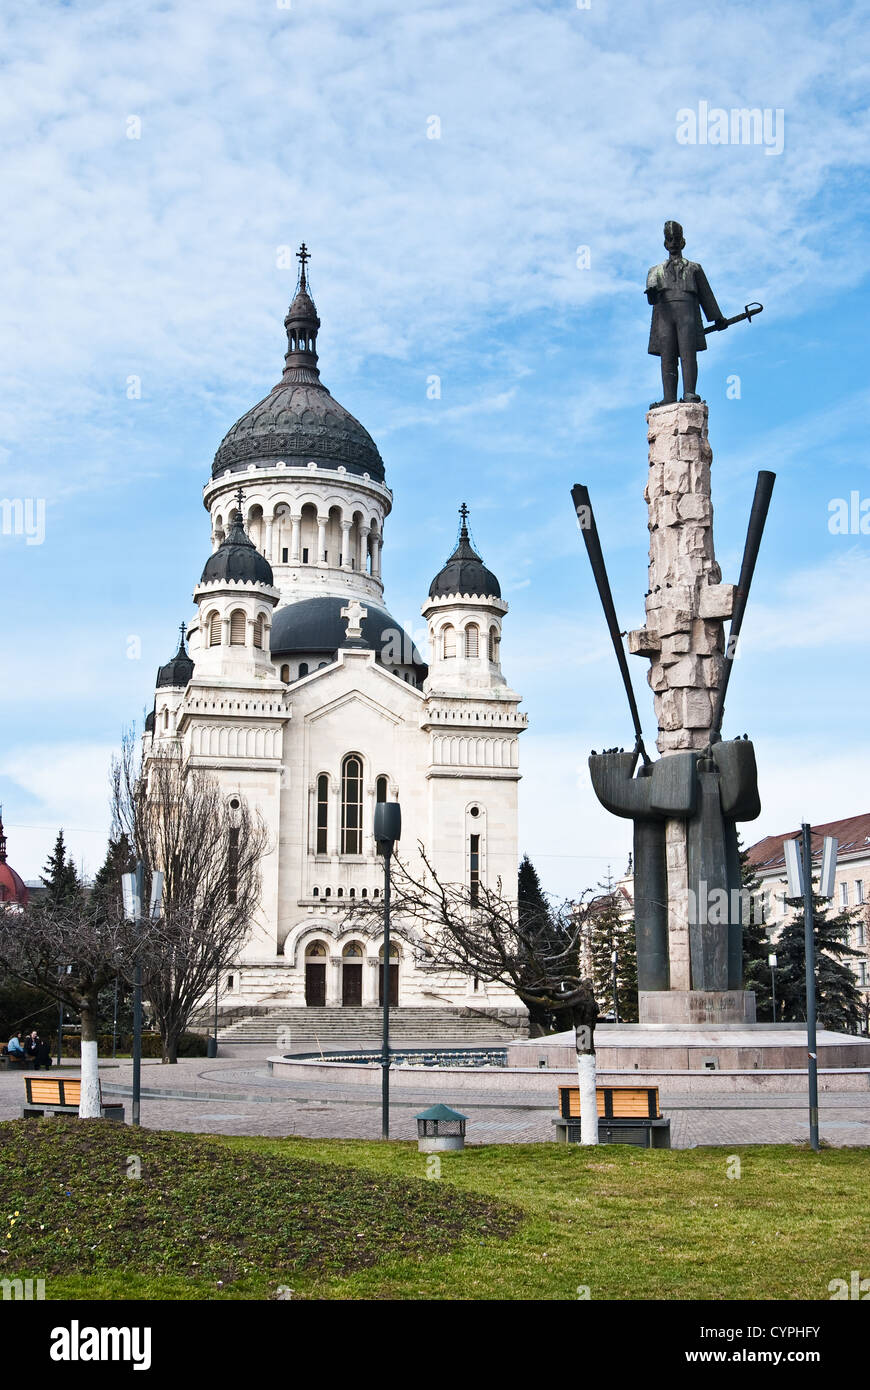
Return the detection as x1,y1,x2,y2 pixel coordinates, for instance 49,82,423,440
156,627,194,689
200,506,274,588
0,811,29,909
270,595,426,672
428,505,501,599
211,247,385,483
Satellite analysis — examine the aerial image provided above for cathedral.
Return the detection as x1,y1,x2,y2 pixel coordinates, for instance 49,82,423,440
142,250,528,1022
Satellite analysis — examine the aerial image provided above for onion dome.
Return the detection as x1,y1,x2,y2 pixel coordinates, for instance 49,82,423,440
211,244,384,483
156,624,194,689
200,496,274,587
428,504,501,599
0,810,29,909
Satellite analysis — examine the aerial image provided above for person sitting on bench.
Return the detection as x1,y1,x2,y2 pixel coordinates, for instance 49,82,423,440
6,1032,26,1064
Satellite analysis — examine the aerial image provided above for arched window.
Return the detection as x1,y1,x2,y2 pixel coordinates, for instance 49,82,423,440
253,614,265,649
488,626,499,662
162,708,168,730
229,610,246,646
208,612,221,647
465,624,479,658
227,826,240,905
443,625,456,659
316,774,329,855
341,754,363,854
299,662,309,677
376,776,388,804
280,664,290,683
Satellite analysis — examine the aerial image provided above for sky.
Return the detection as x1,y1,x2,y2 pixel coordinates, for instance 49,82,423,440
1,0,869,898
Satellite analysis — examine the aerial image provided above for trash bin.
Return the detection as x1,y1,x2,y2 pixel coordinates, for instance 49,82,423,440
206,1036,218,1059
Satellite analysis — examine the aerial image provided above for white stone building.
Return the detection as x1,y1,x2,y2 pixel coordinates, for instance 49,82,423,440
142,255,527,1025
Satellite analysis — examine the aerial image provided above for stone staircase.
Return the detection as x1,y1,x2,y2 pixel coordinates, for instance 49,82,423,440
216,1006,525,1046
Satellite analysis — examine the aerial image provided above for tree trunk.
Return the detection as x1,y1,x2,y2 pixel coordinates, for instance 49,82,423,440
162,1032,179,1064
575,1029,598,1146
78,1001,102,1119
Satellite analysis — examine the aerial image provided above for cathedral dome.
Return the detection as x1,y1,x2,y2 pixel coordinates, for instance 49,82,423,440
428,505,501,599
211,247,385,483
200,510,274,587
0,812,28,909
271,595,426,671
156,627,194,689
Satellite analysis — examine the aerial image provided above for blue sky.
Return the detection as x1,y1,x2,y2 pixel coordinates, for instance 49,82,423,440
2,0,869,897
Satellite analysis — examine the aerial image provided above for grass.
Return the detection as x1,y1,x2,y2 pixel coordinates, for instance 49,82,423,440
0,1122,867,1300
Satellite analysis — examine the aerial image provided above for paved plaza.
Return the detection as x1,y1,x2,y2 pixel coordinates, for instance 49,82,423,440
2,1046,869,1147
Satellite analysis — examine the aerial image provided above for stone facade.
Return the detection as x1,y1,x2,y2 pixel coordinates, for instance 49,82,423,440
143,277,527,1021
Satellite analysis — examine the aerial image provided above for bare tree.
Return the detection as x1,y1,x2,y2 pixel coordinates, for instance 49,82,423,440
112,732,269,1063
0,901,144,1117
349,843,602,1145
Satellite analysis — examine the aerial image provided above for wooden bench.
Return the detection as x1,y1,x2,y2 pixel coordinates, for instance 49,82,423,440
553,1085,670,1148
21,1075,125,1122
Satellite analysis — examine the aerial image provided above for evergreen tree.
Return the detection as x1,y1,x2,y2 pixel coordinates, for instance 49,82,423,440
773,895,863,1033
740,837,773,1018
517,854,575,1035
40,830,82,908
589,874,638,1023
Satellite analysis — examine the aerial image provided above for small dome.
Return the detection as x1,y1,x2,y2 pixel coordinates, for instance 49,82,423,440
156,628,194,689
200,512,274,587
429,506,501,599
271,595,426,672
0,812,29,909
145,708,156,733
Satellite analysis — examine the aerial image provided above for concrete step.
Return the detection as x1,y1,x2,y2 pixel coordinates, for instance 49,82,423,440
216,1005,523,1044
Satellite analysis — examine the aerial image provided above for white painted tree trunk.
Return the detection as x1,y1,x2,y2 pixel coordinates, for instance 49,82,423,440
576,1037,598,1146
78,1012,102,1119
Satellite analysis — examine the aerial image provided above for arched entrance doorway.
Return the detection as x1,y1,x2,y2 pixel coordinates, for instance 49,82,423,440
378,943,399,1007
341,942,364,1007
305,941,328,1007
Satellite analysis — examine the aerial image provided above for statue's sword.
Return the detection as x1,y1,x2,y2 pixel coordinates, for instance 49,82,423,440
703,301,763,334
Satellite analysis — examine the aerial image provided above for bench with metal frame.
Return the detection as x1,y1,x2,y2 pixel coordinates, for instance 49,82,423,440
553,1084,670,1148
21,1074,125,1122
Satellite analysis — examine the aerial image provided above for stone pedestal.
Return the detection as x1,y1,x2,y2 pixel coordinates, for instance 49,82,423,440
639,989,756,1026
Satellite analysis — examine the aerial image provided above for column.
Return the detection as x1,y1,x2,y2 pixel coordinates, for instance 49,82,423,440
373,534,383,579
317,515,328,567
341,520,352,570
290,515,301,563
326,955,342,1007
264,517,274,563
363,958,379,1006
331,785,342,856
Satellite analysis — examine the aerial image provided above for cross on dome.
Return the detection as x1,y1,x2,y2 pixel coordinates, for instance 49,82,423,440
340,598,368,640
297,242,310,290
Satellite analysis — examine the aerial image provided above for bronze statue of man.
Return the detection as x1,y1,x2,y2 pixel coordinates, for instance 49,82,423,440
647,221,726,407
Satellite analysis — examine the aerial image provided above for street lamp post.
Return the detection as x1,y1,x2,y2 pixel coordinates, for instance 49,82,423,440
800,823,820,1152
768,952,777,1023
122,862,164,1128
374,801,401,1141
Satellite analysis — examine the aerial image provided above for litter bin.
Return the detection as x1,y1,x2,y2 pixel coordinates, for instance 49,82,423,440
206,1036,218,1059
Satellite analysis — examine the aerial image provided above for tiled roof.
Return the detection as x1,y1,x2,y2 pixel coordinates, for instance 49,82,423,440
747,811,870,872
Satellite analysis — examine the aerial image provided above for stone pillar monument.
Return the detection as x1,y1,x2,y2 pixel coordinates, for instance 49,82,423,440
626,403,754,1025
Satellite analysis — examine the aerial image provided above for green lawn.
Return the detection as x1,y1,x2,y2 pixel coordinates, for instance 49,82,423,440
1,1121,867,1300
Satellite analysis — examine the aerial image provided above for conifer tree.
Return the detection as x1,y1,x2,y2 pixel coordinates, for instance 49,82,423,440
40,830,81,908
773,895,863,1033
740,837,773,1017
589,873,638,1022
517,854,575,1034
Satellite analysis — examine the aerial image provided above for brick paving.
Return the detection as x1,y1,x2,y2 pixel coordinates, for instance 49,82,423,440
2,1047,869,1147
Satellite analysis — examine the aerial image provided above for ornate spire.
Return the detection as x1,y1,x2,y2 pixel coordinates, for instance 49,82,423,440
0,806,6,864
283,242,321,385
